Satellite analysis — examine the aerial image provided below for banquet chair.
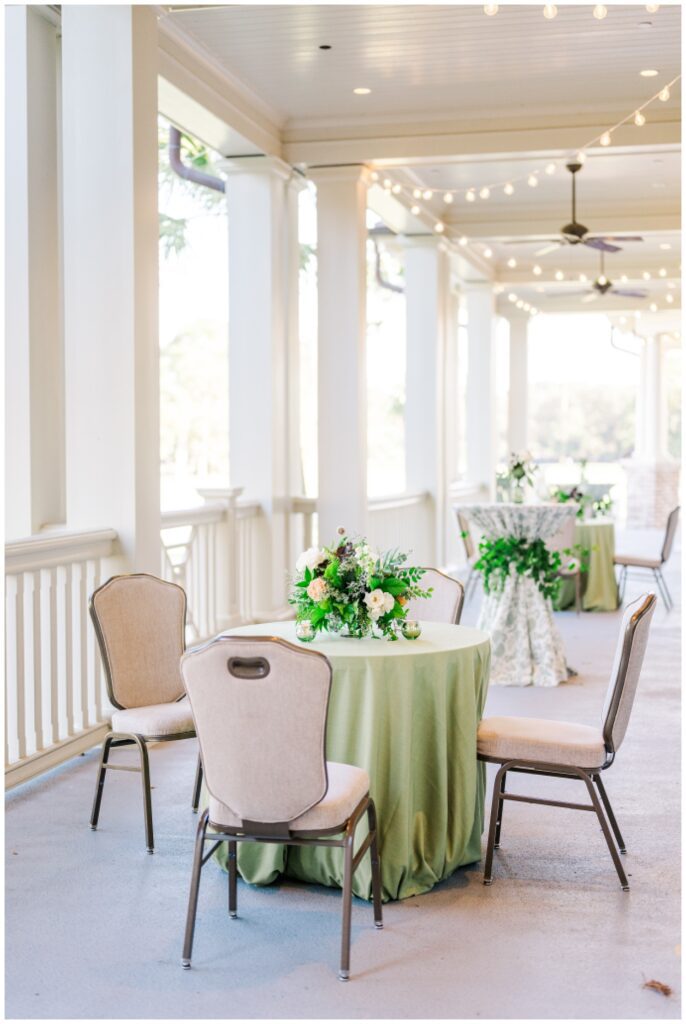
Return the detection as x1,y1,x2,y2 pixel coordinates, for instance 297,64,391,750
180,635,383,981
406,568,464,625
614,506,679,611
549,515,582,614
477,592,656,890
89,574,203,853
454,508,479,601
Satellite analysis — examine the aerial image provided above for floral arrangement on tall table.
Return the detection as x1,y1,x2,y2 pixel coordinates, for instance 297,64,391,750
551,485,613,520
289,529,431,640
506,451,537,503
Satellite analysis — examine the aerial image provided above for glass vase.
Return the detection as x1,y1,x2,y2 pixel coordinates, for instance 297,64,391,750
511,480,525,504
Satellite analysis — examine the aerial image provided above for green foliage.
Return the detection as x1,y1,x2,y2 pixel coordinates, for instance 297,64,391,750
530,386,635,461
475,536,563,603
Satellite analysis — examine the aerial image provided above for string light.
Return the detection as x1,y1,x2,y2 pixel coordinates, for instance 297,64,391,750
555,270,564,280
483,247,493,258
620,275,628,283
533,265,542,276
466,190,476,202
659,268,667,276
579,273,588,282
434,221,445,234
600,131,612,146
392,183,402,194
479,186,491,199
443,192,454,204
543,4,557,18
483,3,498,13
659,85,670,101
507,258,517,268
634,111,646,126
458,236,469,246
411,205,420,215
383,178,392,189
593,5,607,19
666,293,674,303
516,299,525,309
412,188,422,199
576,151,586,165
650,302,658,312
508,293,517,302
370,171,379,182
527,174,539,187
643,271,652,280
423,189,433,200
504,183,515,195
646,3,659,11
545,163,557,175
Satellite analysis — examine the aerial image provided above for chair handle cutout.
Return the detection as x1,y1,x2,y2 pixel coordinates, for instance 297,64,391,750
227,656,270,679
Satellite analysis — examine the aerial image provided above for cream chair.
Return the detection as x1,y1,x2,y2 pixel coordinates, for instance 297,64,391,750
454,508,479,601
89,573,202,853
477,592,656,890
406,567,465,625
180,636,383,981
615,506,679,611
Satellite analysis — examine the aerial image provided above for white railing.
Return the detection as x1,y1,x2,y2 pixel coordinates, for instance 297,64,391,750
160,501,227,640
368,491,434,565
5,528,118,788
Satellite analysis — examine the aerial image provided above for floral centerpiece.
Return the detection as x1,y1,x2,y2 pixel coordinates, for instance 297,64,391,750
551,484,613,520
506,451,537,503
289,529,431,640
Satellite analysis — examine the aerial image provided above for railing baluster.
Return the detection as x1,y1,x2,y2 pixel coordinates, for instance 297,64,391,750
5,575,18,765
64,564,74,738
32,570,44,754
15,574,27,760
48,568,59,746
79,562,89,730
90,560,103,723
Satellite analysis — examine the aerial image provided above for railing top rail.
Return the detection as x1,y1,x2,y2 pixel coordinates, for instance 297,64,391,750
368,491,431,512
161,501,228,529
5,528,118,574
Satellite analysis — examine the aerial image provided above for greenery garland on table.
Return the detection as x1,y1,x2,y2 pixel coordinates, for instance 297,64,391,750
473,536,590,603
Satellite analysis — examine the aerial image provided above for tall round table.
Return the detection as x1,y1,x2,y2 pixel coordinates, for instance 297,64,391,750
460,502,578,688
210,620,491,902
556,518,618,612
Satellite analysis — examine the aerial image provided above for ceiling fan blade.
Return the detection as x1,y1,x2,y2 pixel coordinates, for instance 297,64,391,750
581,292,599,303
534,242,562,257
610,288,649,298
583,238,622,253
549,290,590,297
593,235,644,243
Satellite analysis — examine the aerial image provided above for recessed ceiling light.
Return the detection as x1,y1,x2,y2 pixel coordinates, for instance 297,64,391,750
640,69,659,77
353,87,371,95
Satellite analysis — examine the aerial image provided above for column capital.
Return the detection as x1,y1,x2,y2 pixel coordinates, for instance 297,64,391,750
218,154,294,184
307,163,371,188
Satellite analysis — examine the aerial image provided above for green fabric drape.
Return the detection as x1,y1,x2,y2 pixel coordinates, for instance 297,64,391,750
210,621,491,902
556,519,618,612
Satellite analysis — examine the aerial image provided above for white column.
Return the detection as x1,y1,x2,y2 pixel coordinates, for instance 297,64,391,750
223,157,297,613
465,285,497,497
310,166,369,543
635,334,664,461
5,7,63,538
61,6,159,571
506,311,529,453
404,237,450,563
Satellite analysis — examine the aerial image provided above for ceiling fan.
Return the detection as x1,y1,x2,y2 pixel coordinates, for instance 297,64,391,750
529,162,644,257
556,252,649,304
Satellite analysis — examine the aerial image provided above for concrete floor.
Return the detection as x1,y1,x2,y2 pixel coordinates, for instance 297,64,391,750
5,541,681,1019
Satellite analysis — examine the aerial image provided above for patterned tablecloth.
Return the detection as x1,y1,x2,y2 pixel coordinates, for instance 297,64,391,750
461,502,579,687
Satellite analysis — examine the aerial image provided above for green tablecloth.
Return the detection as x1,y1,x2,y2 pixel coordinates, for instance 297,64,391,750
209,620,491,902
556,519,618,612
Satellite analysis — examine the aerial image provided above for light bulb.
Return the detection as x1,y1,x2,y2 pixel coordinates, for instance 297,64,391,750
411,205,420,215
593,5,607,19
483,3,498,14
533,265,542,276
423,189,433,200
458,235,469,246
543,4,557,18
658,268,667,277
600,131,611,146
370,170,379,182
530,307,538,316
479,186,491,199
646,4,659,11
383,178,392,189
412,188,422,199
659,86,670,102
576,151,587,164
598,275,608,286
545,163,557,175
516,300,525,309
634,111,646,126
643,271,651,280
434,221,445,234
508,293,517,302
483,247,493,258
392,183,402,195
443,192,454,204
650,303,658,312
523,302,531,312
527,174,539,187
466,190,476,202
620,275,628,282
555,270,564,281
503,182,515,195
507,257,517,268
666,293,674,303
640,69,659,77
579,273,588,282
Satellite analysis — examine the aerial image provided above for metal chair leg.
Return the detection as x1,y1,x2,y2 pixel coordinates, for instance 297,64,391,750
339,829,355,981
182,809,209,968
494,770,507,849
132,735,154,854
655,568,673,611
227,840,238,918
594,774,626,854
367,799,383,929
192,753,203,813
578,770,629,890
484,762,509,884
617,565,627,604
89,733,115,830
574,571,582,615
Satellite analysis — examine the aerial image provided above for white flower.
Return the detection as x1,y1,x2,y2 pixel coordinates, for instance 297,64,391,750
296,547,327,574
307,577,328,602
364,588,395,620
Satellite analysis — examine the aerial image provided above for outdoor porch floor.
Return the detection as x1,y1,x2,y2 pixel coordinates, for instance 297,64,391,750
5,549,681,1019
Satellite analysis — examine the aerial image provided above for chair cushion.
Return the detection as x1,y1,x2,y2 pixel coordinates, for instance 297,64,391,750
477,716,607,769
614,553,660,569
209,761,370,834
111,698,195,738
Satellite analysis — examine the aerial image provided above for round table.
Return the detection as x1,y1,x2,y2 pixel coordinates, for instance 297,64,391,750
556,518,618,612
210,620,491,902
460,502,578,688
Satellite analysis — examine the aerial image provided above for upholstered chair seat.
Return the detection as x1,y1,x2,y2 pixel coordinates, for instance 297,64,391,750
613,553,661,569
209,761,370,833
111,698,195,739
477,716,606,770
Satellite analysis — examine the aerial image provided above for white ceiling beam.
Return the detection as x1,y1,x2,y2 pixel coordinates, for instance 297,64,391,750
451,208,680,238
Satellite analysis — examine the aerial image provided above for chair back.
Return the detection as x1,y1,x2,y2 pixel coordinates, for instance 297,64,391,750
406,568,464,625
181,636,331,826
660,506,680,564
90,574,186,710
548,515,576,554
601,592,656,756
454,508,476,561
